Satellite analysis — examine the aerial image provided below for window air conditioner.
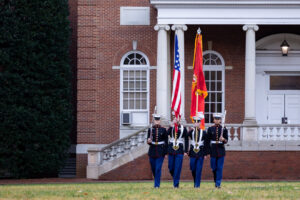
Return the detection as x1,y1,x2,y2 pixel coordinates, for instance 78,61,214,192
121,112,131,125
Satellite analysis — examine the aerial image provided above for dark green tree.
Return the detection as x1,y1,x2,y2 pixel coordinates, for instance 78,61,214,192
0,0,72,178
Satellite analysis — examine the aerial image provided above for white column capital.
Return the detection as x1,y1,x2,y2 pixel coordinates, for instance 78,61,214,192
243,24,259,32
171,24,188,31
154,24,170,31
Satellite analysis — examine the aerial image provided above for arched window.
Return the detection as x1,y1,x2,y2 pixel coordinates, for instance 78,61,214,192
203,50,225,124
120,51,150,126
123,52,147,65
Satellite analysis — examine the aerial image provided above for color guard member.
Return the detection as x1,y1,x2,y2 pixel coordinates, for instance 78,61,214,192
147,114,168,188
167,114,188,188
188,112,210,188
207,113,228,188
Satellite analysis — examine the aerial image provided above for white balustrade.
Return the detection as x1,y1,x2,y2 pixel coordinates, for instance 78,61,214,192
89,124,299,174
87,127,149,166
227,126,232,141
258,125,300,141
103,149,110,161
224,125,241,142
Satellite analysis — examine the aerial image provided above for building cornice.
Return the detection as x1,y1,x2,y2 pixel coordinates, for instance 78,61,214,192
150,0,300,25
150,0,300,6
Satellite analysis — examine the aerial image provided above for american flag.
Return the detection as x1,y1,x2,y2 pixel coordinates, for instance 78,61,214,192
171,34,181,119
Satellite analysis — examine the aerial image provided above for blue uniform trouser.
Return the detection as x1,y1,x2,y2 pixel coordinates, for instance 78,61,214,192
189,157,204,188
149,157,164,188
168,154,184,187
210,156,225,187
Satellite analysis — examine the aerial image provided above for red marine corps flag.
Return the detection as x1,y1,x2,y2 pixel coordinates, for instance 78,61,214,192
190,28,207,130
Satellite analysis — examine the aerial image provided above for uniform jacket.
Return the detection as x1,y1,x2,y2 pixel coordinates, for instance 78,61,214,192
167,125,188,155
207,125,228,157
188,128,210,158
147,125,168,158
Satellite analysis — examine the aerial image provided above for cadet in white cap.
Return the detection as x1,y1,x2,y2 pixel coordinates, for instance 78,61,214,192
207,112,228,188
187,112,210,188
147,113,168,188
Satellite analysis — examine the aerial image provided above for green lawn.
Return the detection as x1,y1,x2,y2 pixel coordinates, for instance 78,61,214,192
0,181,299,200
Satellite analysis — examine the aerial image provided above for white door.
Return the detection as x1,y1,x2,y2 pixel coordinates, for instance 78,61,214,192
267,94,300,124
285,95,300,124
267,95,284,124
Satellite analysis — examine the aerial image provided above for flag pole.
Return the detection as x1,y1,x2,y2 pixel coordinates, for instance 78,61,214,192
195,27,201,116
196,27,201,128
196,93,198,114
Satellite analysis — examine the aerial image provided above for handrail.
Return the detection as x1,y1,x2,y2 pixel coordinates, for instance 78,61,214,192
96,123,300,153
185,123,243,128
99,123,244,152
258,124,300,127
95,123,299,152
99,126,150,152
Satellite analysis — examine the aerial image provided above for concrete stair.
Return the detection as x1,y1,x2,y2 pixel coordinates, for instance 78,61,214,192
59,156,76,178
87,127,149,179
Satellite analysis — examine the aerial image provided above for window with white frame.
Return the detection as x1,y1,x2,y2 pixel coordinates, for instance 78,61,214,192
122,70,147,110
120,51,150,125
203,50,225,124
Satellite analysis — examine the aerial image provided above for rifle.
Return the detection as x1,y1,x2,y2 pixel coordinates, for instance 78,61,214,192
220,110,227,141
149,106,157,142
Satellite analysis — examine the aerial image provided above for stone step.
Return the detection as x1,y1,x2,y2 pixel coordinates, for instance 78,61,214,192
58,156,76,178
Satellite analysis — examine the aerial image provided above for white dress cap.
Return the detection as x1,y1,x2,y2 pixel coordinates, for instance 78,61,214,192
213,112,223,118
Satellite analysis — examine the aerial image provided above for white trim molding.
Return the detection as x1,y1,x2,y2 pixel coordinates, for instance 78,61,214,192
119,51,151,129
150,0,300,25
77,144,108,154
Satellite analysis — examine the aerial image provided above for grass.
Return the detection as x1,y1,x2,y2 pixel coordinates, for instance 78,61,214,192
0,181,299,200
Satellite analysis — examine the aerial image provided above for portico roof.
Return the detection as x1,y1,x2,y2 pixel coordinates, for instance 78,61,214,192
150,0,300,25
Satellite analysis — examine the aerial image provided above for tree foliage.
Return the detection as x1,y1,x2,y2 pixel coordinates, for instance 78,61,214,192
0,0,72,178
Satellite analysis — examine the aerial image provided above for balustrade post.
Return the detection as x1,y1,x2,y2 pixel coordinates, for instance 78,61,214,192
86,148,101,179
233,127,239,141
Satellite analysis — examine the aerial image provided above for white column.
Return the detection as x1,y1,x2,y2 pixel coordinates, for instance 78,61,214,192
154,24,170,122
166,31,171,121
171,24,188,122
243,24,259,125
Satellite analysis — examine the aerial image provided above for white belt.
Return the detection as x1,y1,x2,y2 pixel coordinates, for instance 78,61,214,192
191,141,204,147
151,141,165,145
169,138,184,144
211,141,223,144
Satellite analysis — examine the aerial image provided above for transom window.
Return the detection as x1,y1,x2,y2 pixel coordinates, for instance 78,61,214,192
270,76,300,90
203,52,223,65
123,53,147,65
203,51,225,124
121,51,149,111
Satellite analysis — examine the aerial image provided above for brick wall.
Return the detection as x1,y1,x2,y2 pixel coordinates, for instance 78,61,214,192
72,0,300,179
75,0,300,144
76,154,87,178
76,0,157,145
183,25,246,124
98,151,300,180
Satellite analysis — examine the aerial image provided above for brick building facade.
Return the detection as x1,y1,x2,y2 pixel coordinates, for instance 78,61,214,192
68,0,300,179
